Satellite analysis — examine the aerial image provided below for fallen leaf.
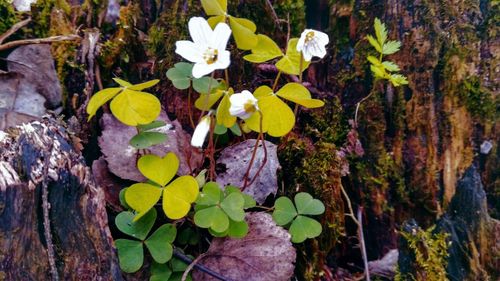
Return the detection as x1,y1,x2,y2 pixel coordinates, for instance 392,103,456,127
99,112,202,181
193,212,296,281
216,139,280,204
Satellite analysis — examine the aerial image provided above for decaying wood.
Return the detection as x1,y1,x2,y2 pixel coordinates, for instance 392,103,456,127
0,117,122,280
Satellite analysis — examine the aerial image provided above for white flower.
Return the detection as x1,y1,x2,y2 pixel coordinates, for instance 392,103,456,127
175,17,232,78
191,115,211,148
296,29,329,61
229,90,259,119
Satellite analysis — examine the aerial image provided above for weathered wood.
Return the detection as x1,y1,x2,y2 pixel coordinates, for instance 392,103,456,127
0,117,122,280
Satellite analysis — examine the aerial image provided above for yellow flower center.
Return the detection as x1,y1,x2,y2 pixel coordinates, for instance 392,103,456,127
305,31,315,43
243,101,257,113
203,48,218,64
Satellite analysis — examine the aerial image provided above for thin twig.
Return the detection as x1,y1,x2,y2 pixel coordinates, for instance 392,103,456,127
0,18,31,45
263,0,280,26
173,249,233,281
0,35,80,52
354,91,375,127
358,207,370,281
41,137,59,281
340,183,359,227
181,253,207,281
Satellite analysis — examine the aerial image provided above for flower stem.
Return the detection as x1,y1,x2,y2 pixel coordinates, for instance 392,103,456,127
242,111,266,191
199,72,216,123
187,86,195,129
299,52,304,83
272,71,282,92
225,68,230,86
207,115,216,181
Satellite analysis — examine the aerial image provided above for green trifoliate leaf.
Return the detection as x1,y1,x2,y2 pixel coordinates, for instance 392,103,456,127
110,89,161,126
137,120,166,132
115,209,157,240
86,88,122,120
229,123,242,136
246,94,295,137
194,206,229,233
150,262,172,281
244,34,284,63
119,188,131,209
229,17,258,50
224,185,256,209
145,224,176,264
275,38,310,75
138,153,179,186
176,227,200,246
166,62,193,90
374,17,387,46
193,76,220,94
197,182,223,206
272,197,298,225
214,123,228,135
288,215,322,243
221,192,245,221
171,256,191,272
115,239,144,273
227,218,249,238
294,192,325,215
382,40,401,55
366,35,382,53
129,131,167,149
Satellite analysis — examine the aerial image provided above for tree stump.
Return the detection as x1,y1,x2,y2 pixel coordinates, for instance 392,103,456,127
0,117,122,280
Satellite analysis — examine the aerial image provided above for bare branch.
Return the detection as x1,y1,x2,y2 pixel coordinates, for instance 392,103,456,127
0,18,31,45
0,35,80,52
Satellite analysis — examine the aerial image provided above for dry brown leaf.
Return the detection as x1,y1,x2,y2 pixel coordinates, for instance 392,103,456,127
216,139,280,204
193,212,296,281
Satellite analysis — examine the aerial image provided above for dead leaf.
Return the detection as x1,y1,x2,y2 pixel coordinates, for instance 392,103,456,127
193,212,296,281
216,139,280,204
99,113,202,182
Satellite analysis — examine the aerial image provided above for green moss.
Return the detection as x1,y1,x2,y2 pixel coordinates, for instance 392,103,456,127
397,226,450,281
457,76,496,121
273,0,305,35
0,1,17,35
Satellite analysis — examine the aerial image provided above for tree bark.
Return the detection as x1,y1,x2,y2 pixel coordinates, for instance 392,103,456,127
0,117,122,280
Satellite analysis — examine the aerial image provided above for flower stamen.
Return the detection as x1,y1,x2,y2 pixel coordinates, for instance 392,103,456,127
203,48,219,65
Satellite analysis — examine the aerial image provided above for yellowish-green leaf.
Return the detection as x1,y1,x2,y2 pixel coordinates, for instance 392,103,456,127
208,15,226,29
86,88,121,120
138,153,179,186
370,64,386,79
113,78,132,87
125,183,162,221
128,79,160,91
374,18,387,46
367,55,381,66
110,89,161,126
195,90,224,110
201,0,226,15
276,82,324,108
382,40,401,55
246,95,295,137
275,38,310,75
243,34,283,63
163,176,199,219
216,93,236,128
366,35,382,53
229,17,258,50
253,85,273,98
382,61,400,72
389,74,409,87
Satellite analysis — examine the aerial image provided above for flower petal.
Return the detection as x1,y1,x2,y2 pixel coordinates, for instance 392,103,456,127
189,17,213,45
211,22,232,50
175,41,203,63
316,31,329,46
192,62,215,78
212,50,231,70
191,116,211,147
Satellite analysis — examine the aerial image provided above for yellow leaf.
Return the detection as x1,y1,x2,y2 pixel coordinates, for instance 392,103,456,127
207,15,226,29
275,38,310,75
110,89,161,126
194,90,224,111
229,17,257,50
137,153,179,186
112,78,132,87
128,79,160,91
253,85,273,98
163,176,200,219
243,34,284,63
216,93,236,128
201,0,227,16
276,83,324,108
246,95,295,137
86,88,122,120
125,183,162,221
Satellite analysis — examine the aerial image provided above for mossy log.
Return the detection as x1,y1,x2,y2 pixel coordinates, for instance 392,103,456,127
0,117,122,280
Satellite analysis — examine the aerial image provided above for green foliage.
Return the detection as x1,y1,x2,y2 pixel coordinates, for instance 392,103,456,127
194,84,238,128
115,209,177,273
366,18,408,87
150,257,193,281
273,192,325,243
397,226,450,281
275,38,310,75
86,78,161,126
458,76,496,121
0,2,17,35
194,182,255,237
166,62,220,93
124,153,199,221
130,121,168,149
